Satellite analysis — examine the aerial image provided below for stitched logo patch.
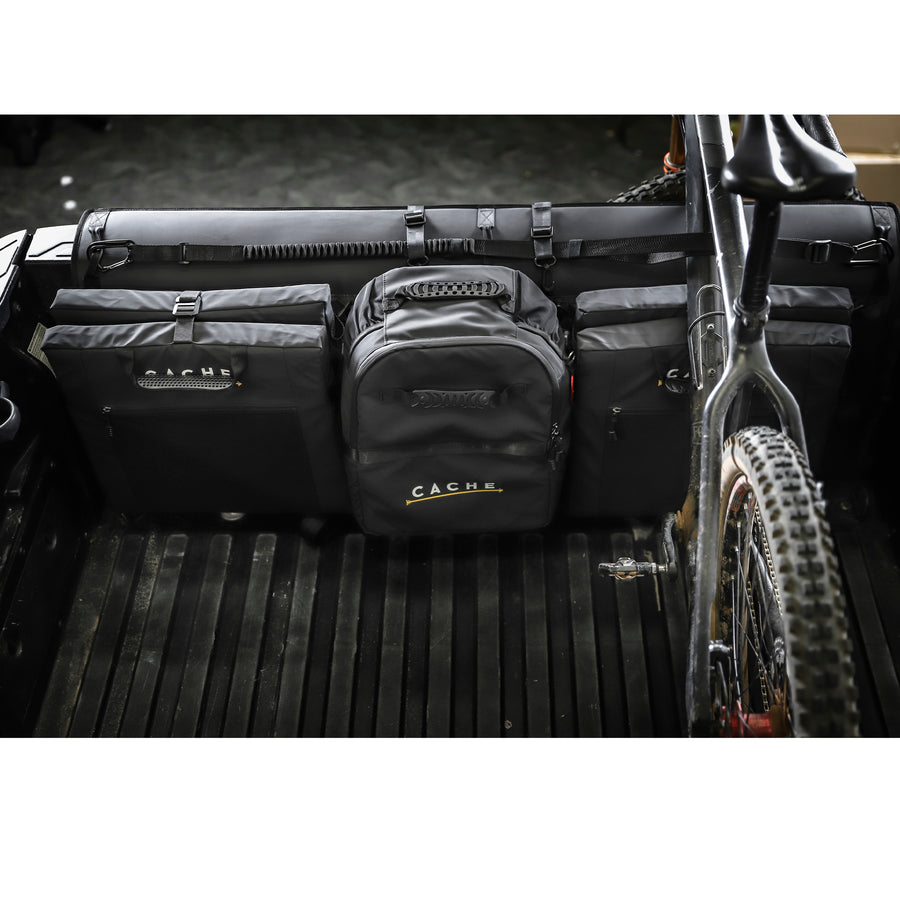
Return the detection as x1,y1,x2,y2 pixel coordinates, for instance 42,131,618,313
408,390,495,410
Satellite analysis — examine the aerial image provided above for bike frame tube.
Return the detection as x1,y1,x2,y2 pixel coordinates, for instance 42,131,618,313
684,114,810,735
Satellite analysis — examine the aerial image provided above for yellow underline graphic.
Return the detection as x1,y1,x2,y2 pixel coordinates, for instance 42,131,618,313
406,489,504,506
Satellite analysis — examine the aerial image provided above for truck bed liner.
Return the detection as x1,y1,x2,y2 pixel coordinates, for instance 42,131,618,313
34,518,691,737
30,492,900,739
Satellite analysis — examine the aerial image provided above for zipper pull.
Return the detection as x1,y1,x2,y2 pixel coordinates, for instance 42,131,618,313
608,406,622,442
101,406,114,439
547,422,561,468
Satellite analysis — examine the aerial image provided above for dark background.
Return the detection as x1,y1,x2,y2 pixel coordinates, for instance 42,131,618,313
0,114,671,236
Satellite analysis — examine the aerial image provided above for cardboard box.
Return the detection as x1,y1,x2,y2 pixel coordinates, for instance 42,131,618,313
830,115,900,155
848,153,900,205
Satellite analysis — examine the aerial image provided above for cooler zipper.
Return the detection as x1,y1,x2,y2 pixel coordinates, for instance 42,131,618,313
608,406,622,441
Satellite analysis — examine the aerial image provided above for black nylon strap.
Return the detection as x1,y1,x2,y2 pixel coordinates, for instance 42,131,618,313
172,291,201,343
130,243,245,265
405,205,427,264
87,232,712,269
531,202,554,264
472,231,716,264
774,236,895,266
89,231,897,272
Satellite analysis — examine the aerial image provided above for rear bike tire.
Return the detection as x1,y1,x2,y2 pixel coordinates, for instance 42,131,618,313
610,170,685,203
710,426,859,737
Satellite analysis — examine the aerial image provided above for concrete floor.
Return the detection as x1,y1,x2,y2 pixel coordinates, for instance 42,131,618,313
0,114,672,237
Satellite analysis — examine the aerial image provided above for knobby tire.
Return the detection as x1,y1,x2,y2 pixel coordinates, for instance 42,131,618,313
712,426,859,737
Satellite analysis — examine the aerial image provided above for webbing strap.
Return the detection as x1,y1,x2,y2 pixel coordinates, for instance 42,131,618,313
405,205,428,264
90,230,899,272
130,243,245,265
88,233,718,268
531,202,554,264
774,236,894,266
473,231,717,263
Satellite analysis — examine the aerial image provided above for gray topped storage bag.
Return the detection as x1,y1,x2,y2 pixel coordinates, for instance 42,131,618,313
563,283,852,518
342,265,570,535
42,284,349,515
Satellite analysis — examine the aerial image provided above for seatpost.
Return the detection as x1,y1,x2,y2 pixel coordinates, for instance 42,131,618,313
735,198,780,336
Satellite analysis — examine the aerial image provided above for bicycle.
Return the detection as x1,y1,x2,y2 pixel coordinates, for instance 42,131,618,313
674,115,861,736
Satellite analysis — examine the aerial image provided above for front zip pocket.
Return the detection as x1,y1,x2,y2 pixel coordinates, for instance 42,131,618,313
348,334,566,450
345,336,569,534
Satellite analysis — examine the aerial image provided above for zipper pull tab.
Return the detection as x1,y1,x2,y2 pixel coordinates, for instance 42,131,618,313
547,422,562,469
608,407,621,442
101,406,114,439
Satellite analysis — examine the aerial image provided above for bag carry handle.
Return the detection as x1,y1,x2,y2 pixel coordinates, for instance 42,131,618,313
397,279,506,300
387,279,518,317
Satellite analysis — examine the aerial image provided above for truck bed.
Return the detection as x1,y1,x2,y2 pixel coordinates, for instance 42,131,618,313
34,517,689,737
30,487,900,738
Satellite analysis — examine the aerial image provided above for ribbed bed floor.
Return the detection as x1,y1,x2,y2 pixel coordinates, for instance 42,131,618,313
34,500,900,738
34,519,689,738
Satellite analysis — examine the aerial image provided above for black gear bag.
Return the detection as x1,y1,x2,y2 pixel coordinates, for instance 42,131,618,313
41,284,349,516
342,265,571,535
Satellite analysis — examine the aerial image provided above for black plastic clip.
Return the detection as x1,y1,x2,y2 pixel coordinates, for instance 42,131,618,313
531,201,556,291
173,291,201,343
404,208,426,228
804,239,832,264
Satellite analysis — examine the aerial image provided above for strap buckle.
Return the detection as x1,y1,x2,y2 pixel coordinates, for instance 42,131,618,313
404,209,426,227
172,291,201,342
86,239,134,272
531,224,553,240
804,239,832,264
173,293,201,318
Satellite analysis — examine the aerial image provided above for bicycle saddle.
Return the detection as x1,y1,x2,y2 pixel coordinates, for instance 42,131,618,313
722,115,857,202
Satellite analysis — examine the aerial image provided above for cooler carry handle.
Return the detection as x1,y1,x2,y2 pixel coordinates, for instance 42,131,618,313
386,279,519,317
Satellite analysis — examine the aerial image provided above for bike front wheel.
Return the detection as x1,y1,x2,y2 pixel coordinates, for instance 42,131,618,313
710,426,859,737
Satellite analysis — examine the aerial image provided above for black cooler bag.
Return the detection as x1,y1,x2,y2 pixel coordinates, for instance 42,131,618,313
342,265,570,535
42,284,349,515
